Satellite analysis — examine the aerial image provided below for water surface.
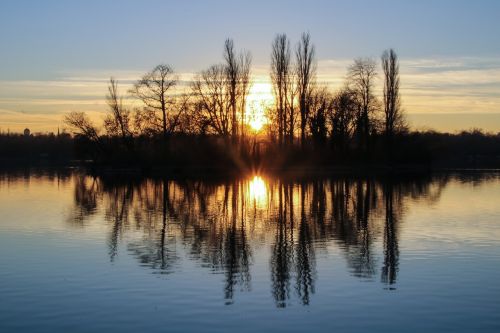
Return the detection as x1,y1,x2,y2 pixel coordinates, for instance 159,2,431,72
1,170,499,332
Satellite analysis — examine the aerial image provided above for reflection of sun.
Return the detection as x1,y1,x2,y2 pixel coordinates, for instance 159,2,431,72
245,81,273,132
248,176,267,204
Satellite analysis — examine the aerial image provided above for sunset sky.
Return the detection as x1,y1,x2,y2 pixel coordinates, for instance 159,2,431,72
1,0,499,133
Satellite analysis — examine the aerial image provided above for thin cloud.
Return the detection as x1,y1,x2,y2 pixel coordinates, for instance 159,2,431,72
1,56,499,132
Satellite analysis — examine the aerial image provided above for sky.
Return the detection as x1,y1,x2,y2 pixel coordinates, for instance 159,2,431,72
1,0,500,133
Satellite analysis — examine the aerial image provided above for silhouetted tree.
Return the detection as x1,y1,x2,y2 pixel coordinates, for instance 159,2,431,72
225,39,239,140
192,40,252,140
330,88,358,152
296,32,316,147
192,64,232,136
348,58,378,150
308,87,330,147
130,64,178,138
238,51,252,142
64,111,103,152
223,40,252,142
270,34,292,146
104,78,132,144
381,49,406,157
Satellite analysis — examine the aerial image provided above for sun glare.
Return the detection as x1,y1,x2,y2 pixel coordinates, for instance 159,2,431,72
249,116,265,132
245,82,273,132
248,175,267,204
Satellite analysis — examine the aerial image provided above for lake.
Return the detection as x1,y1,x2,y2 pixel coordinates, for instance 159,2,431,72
1,169,499,332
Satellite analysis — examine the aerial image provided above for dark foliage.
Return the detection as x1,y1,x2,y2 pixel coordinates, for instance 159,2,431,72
1,130,499,171
0,133,74,165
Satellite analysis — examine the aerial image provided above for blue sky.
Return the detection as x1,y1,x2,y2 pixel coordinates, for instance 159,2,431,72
1,0,500,132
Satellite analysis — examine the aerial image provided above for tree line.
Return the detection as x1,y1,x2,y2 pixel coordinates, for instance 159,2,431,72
55,33,500,170
65,38,252,146
64,34,404,150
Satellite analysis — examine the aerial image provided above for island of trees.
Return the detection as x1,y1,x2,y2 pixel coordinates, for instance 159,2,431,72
1,33,500,172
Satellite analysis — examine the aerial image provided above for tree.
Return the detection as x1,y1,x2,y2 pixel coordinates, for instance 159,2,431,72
238,50,252,141
64,111,103,152
330,88,358,152
285,60,298,145
192,64,232,136
130,64,178,139
270,34,292,146
347,58,378,149
64,111,100,141
381,49,405,138
133,93,188,138
104,78,131,143
224,40,252,142
296,32,316,147
307,87,330,147
192,40,252,140
224,39,239,140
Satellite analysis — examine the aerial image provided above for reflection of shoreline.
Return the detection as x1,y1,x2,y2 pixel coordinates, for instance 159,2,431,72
59,171,490,306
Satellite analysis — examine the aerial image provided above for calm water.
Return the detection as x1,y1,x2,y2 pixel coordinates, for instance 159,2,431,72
1,169,499,333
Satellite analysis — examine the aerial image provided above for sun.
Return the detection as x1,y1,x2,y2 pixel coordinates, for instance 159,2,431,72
249,115,265,132
245,81,273,132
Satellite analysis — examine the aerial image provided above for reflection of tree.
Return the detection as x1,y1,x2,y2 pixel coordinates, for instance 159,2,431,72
270,183,294,307
270,182,316,307
0,168,72,187
222,182,252,302
67,175,100,226
127,179,179,274
296,182,316,305
350,179,377,279
126,179,179,274
65,172,461,306
330,179,378,279
106,182,133,261
143,180,253,300
381,181,399,285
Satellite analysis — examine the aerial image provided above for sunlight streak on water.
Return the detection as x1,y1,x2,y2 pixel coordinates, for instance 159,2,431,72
248,175,267,205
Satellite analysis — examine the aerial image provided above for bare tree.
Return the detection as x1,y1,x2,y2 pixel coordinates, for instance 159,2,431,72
330,87,359,151
192,40,252,140
224,39,253,142
224,39,239,140
271,34,292,146
238,51,252,141
130,64,178,139
104,78,131,143
307,87,330,146
133,106,160,137
175,99,204,135
381,49,405,138
133,93,188,138
192,64,232,136
285,62,298,145
64,111,102,150
347,58,378,148
296,32,316,147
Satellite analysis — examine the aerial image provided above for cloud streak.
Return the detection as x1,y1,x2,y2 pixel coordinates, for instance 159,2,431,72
1,56,499,132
